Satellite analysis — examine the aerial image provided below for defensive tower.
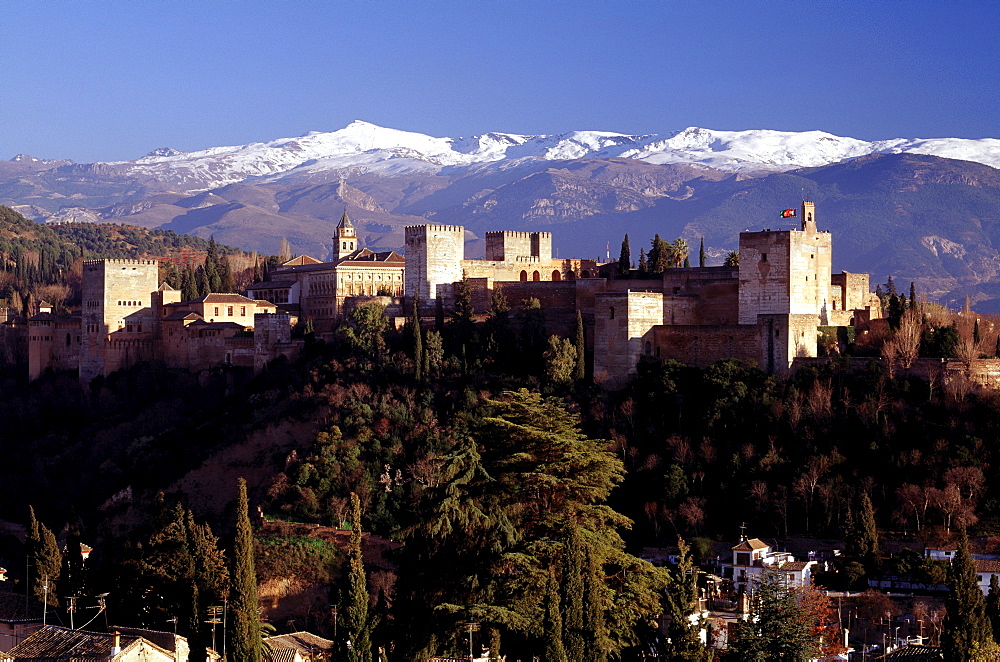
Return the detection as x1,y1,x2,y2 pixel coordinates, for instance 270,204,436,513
404,224,465,313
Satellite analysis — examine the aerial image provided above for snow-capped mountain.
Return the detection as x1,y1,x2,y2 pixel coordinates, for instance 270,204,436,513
102,120,1000,193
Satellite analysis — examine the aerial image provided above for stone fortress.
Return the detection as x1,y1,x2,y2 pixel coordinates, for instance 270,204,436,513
16,201,881,386
406,201,881,387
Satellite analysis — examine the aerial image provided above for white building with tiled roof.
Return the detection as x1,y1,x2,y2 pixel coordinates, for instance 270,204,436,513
719,536,818,594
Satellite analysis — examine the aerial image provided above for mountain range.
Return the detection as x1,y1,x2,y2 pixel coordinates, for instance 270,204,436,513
4,121,1000,310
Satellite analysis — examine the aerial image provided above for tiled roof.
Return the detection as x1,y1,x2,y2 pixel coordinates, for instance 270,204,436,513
281,255,323,266
108,626,176,653
974,559,1000,573
6,625,141,659
270,649,300,662
267,631,335,654
162,311,203,322
0,591,44,622
778,561,810,571
248,280,296,290
879,644,944,659
732,538,770,551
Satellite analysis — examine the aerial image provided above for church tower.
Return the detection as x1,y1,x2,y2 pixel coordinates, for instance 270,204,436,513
335,211,357,260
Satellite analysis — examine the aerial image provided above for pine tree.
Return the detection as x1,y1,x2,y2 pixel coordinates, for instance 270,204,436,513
664,537,705,660
729,568,818,661
544,571,568,662
230,478,262,662
699,238,705,268
574,310,585,382
944,530,994,660
618,234,631,278
561,524,585,661
346,492,372,662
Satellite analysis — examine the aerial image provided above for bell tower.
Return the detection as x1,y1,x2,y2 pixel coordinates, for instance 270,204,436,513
335,211,357,259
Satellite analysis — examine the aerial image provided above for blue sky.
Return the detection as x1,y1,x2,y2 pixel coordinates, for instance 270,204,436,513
2,1,997,162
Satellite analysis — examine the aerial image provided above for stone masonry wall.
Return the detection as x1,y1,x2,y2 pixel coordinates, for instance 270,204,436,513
593,291,664,388
646,324,763,368
404,225,464,313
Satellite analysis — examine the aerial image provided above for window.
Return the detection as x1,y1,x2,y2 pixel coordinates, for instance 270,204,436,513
214,307,220,316
761,253,768,261
609,307,615,320
241,306,246,316
228,306,234,316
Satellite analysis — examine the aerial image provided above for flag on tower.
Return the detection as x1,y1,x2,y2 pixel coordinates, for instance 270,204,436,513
780,208,797,218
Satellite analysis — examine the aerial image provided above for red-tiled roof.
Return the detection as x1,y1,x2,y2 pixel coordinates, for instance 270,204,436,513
974,559,1000,573
190,293,257,304
779,561,810,571
7,625,143,659
732,538,770,551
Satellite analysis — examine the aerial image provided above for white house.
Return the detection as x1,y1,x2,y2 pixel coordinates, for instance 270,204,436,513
718,537,818,594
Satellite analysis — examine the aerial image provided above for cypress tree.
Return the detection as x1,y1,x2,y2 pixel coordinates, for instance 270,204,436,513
944,530,993,660
856,491,880,561
683,256,690,268
561,524,585,661
346,492,372,662
574,310,585,382
618,234,631,278
252,259,263,285
699,237,705,268
638,249,647,277
664,537,706,660
909,281,917,310
987,574,1000,644
230,478,262,662
28,507,61,607
219,254,235,292
195,265,210,297
974,319,982,345
435,294,445,332
544,571,568,662
411,295,423,381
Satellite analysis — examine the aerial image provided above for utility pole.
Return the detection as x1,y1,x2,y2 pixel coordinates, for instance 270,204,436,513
42,576,49,626
67,595,78,629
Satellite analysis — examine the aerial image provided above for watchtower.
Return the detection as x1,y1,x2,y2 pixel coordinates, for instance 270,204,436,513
80,259,160,382
404,224,465,313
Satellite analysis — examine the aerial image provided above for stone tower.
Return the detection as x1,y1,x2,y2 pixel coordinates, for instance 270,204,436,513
80,259,160,383
737,201,831,325
404,224,465,313
335,211,357,259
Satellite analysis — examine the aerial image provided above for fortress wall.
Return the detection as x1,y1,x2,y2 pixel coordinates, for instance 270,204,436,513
593,291,664,387
647,324,763,368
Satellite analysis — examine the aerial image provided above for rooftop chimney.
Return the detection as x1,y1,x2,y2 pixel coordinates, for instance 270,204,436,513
110,631,121,657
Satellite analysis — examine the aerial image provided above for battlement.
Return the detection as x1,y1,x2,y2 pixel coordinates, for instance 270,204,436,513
485,230,551,240
83,259,159,268
405,224,465,235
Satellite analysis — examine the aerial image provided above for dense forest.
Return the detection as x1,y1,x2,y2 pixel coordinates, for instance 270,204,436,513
2,281,1000,658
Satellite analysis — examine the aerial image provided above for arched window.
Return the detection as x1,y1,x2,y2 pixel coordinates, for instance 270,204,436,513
532,271,540,281
582,270,591,278
520,270,528,281
552,270,561,281
644,341,652,355
567,271,576,281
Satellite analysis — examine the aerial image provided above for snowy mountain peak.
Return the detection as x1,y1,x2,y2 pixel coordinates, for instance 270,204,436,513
91,121,999,193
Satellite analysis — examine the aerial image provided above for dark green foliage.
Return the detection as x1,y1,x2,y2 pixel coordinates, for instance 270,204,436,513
543,335,577,384
618,234,631,278
411,296,423,381
583,547,608,662
853,491,880,561
450,278,476,351
943,531,993,661
561,524,585,661
27,506,61,606
922,322,960,357
698,237,705,268
648,234,671,275
230,478,262,662
729,568,818,661
723,250,739,267
574,310,585,382
909,281,917,309
484,286,513,364
340,302,388,358
637,248,647,276
544,572,568,662
346,492,373,662
663,537,705,661
987,574,1000,644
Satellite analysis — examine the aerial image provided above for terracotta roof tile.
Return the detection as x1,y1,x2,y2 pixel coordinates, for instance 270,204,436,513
732,538,770,551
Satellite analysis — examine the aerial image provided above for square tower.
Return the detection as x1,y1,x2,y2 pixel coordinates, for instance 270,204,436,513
80,259,160,382
738,202,832,325
404,225,465,313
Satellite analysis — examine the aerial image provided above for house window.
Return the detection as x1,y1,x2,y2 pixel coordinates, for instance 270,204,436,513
214,307,220,316
241,306,246,316
736,552,750,565
228,306,234,316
